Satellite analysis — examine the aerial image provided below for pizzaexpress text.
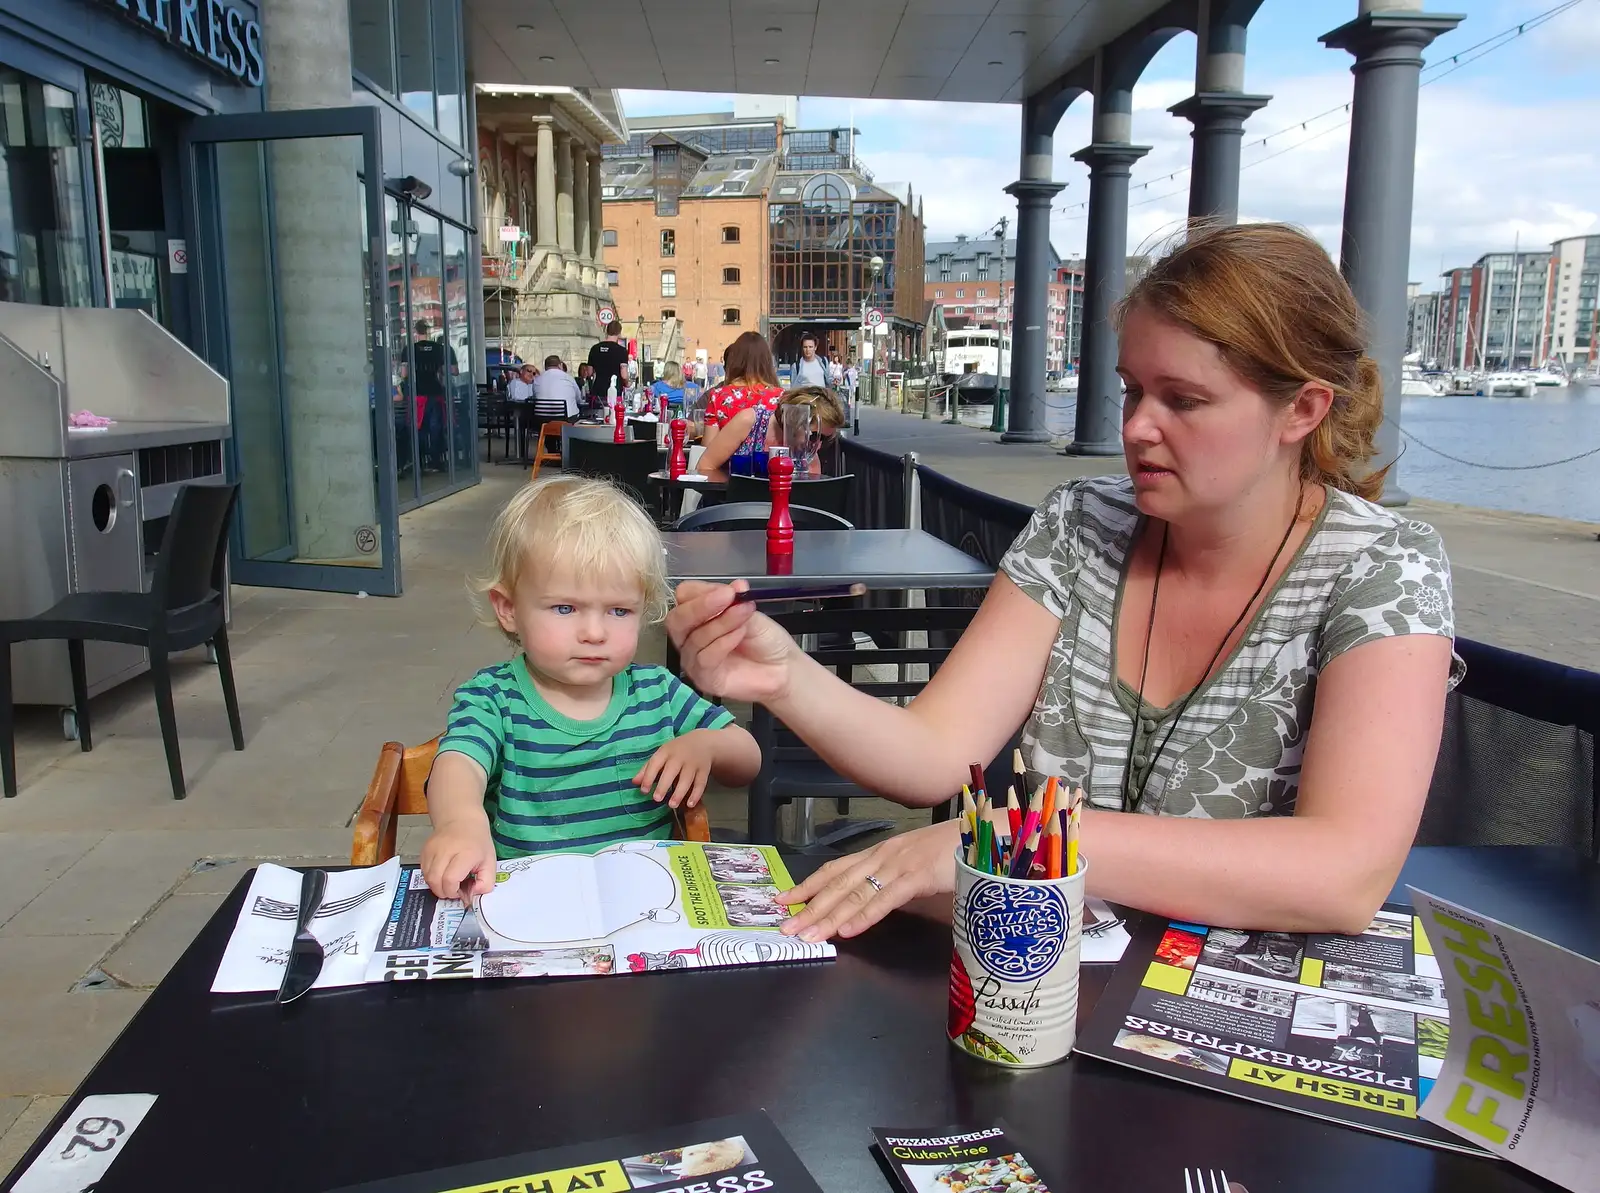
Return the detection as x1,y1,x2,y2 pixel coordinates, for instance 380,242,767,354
1122,1014,1417,1091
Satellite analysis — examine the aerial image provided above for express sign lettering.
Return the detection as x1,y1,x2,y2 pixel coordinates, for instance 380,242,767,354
99,0,265,87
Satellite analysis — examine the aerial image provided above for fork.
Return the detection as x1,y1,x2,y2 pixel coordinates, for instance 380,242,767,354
450,890,489,952
1184,1170,1242,1193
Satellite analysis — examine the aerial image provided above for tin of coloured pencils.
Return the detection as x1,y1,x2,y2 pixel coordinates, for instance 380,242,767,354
948,850,1088,1068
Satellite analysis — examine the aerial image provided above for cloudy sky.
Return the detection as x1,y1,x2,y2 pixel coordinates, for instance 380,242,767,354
618,0,1600,289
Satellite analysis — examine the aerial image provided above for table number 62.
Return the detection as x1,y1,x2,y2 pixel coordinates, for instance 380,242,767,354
11,1094,156,1193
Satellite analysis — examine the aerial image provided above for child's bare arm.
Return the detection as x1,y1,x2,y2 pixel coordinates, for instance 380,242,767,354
633,723,761,809
419,752,497,899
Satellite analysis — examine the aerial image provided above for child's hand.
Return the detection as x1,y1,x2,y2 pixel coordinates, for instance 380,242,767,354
420,823,497,901
634,730,718,809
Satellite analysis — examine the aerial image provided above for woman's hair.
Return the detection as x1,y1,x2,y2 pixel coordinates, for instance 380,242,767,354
778,385,847,430
473,476,671,640
660,360,683,387
722,330,779,387
1118,221,1386,502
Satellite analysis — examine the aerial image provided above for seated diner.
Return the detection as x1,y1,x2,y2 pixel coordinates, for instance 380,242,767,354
696,385,847,479
666,222,1463,940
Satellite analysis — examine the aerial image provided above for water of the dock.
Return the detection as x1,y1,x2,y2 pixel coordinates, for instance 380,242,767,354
0,413,1594,1169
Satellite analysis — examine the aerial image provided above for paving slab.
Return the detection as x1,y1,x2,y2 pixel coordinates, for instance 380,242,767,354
99,892,231,989
0,935,120,999
0,991,146,1098
0,1097,66,1177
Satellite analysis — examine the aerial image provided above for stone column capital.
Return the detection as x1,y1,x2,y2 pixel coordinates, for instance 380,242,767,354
1320,11,1463,64
1003,178,1068,207
1168,91,1271,130
1070,142,1152,175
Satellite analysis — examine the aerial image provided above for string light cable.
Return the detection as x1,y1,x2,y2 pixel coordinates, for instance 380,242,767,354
1050,0,1591,220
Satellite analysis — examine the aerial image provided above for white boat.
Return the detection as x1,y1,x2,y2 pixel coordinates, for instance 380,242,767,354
1530,367,1566,387
1476,372,1535,397
1401,366,1444,397
1049,373,1079,393
1448,371,1478,394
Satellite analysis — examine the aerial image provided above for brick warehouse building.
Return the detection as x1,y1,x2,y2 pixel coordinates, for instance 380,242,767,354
601,98,925,370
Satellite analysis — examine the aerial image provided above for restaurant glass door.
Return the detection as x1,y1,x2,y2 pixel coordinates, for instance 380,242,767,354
184,106,401,595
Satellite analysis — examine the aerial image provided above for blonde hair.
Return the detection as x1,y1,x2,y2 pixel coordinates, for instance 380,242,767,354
1118,221,1387,502
778,385,847,429
473,476,671,640
660,360,684,387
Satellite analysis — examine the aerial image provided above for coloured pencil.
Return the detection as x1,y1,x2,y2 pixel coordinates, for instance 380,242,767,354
1005,785,1022,842
1012,783,1046,868
1040,775,1059,833
1010,819,1043,881
1043,815,1063,880
1011,747,1027,794
968,762,987,801
1065,788,1083,877
984,802,1011,872
734,581,867,604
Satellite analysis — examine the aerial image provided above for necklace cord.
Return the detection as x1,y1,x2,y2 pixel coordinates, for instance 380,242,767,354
1119,488,1306,814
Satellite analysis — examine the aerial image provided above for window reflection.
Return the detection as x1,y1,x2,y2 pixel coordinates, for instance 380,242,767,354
432,0,463,145
395,0,435,127
0,68,94,306
349,0,395,90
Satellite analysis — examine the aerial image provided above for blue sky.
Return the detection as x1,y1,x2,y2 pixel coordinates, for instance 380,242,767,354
618,0,1600,287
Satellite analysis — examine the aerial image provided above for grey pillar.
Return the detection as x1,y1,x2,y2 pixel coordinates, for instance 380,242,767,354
1065,142,1149,456
1322,6,1462,503
1001,179,1065,443
554,130,576,253
259,0,378,560
1170,92,1269,223
534,121,558,247
588,153,605,264
573,144,591,262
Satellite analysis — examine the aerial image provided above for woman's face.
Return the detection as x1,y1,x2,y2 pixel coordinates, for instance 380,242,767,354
1117,304,1301,523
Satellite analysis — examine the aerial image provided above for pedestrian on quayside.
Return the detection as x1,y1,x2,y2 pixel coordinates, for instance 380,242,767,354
666,222,1462,940
420,476,760,900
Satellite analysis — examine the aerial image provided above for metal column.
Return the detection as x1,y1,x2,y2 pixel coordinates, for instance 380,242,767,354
1170,93,1269,223
1322,6,1463,503
1065,142,1149,457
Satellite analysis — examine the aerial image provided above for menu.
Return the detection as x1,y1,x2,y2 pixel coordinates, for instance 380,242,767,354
872,1125,1055,1193
1412,888,1600,1190
1076,902,1485,1153
328,1112,823,1192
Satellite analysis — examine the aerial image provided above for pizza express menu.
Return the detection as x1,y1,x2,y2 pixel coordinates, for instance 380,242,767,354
1076,902,1483,1153
327,1113,821,1193
872,1126,1054,1193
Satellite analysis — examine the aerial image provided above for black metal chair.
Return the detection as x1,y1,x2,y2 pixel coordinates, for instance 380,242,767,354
0,482,244,800
566,437,660,508
727,472,854,518
675,501,853,532
745,603,1015,850
1419,637,1598,859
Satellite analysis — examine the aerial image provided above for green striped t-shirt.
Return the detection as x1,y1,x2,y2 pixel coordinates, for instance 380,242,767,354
438,657,733,857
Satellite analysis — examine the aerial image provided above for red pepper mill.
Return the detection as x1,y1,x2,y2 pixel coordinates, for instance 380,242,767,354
612,393,626,443
766,447,794,558
668,413,688,478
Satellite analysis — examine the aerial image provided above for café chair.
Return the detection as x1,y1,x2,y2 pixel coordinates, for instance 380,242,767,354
727,472,854,518
567,437,660,508
745,602,985,850
527,420,565,482
674,502,853,532
1419,636,1599,860
351,735,711,865
0,482,244,800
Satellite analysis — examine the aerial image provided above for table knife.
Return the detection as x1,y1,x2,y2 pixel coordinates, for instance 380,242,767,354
277,868,327,1005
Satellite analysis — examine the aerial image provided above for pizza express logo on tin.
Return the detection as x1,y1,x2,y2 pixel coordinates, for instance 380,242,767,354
964,881,1068,982
99,0,265,87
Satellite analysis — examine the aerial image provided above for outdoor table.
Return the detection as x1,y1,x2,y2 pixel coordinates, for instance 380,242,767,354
3,847,1589,1193
646,469,727,523
561,421,627,469
662,527,996,590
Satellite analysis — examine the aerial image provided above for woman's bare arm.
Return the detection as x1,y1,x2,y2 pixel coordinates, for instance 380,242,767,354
696,408,757,472
763,574,1059,803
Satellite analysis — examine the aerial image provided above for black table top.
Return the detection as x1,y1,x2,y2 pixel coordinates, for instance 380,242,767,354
647,470,727,492
664,528,996,590
3,847,1586,1193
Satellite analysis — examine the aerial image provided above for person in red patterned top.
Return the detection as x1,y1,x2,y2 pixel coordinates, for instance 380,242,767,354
703,331,782,448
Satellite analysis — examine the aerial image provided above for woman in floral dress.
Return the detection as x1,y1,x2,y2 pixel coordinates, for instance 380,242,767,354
667,223,1461,938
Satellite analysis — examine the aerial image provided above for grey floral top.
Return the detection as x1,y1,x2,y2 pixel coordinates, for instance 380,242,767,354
1000,476,1463,819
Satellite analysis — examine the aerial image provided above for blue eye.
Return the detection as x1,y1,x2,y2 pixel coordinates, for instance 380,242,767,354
609,607,634,618
552,604,574,615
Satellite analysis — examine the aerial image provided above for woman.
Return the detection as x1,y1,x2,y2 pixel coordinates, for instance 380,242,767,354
667,223,1460,940
651,360,687,407
702,331,783,447
697,386,846,478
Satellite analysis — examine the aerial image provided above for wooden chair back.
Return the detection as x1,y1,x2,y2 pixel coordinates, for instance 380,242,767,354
351,735,710,865
528,421,564,482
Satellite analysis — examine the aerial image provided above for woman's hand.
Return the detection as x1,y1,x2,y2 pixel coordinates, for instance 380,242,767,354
665,581,798,705
775,820,963,941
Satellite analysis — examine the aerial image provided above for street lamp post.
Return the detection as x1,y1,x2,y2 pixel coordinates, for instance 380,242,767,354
990,216,1008,434
862,254,883,407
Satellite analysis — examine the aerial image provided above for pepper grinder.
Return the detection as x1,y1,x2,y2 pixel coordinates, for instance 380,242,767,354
766,447,794,556
612,392,626,443
668,413,688,478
